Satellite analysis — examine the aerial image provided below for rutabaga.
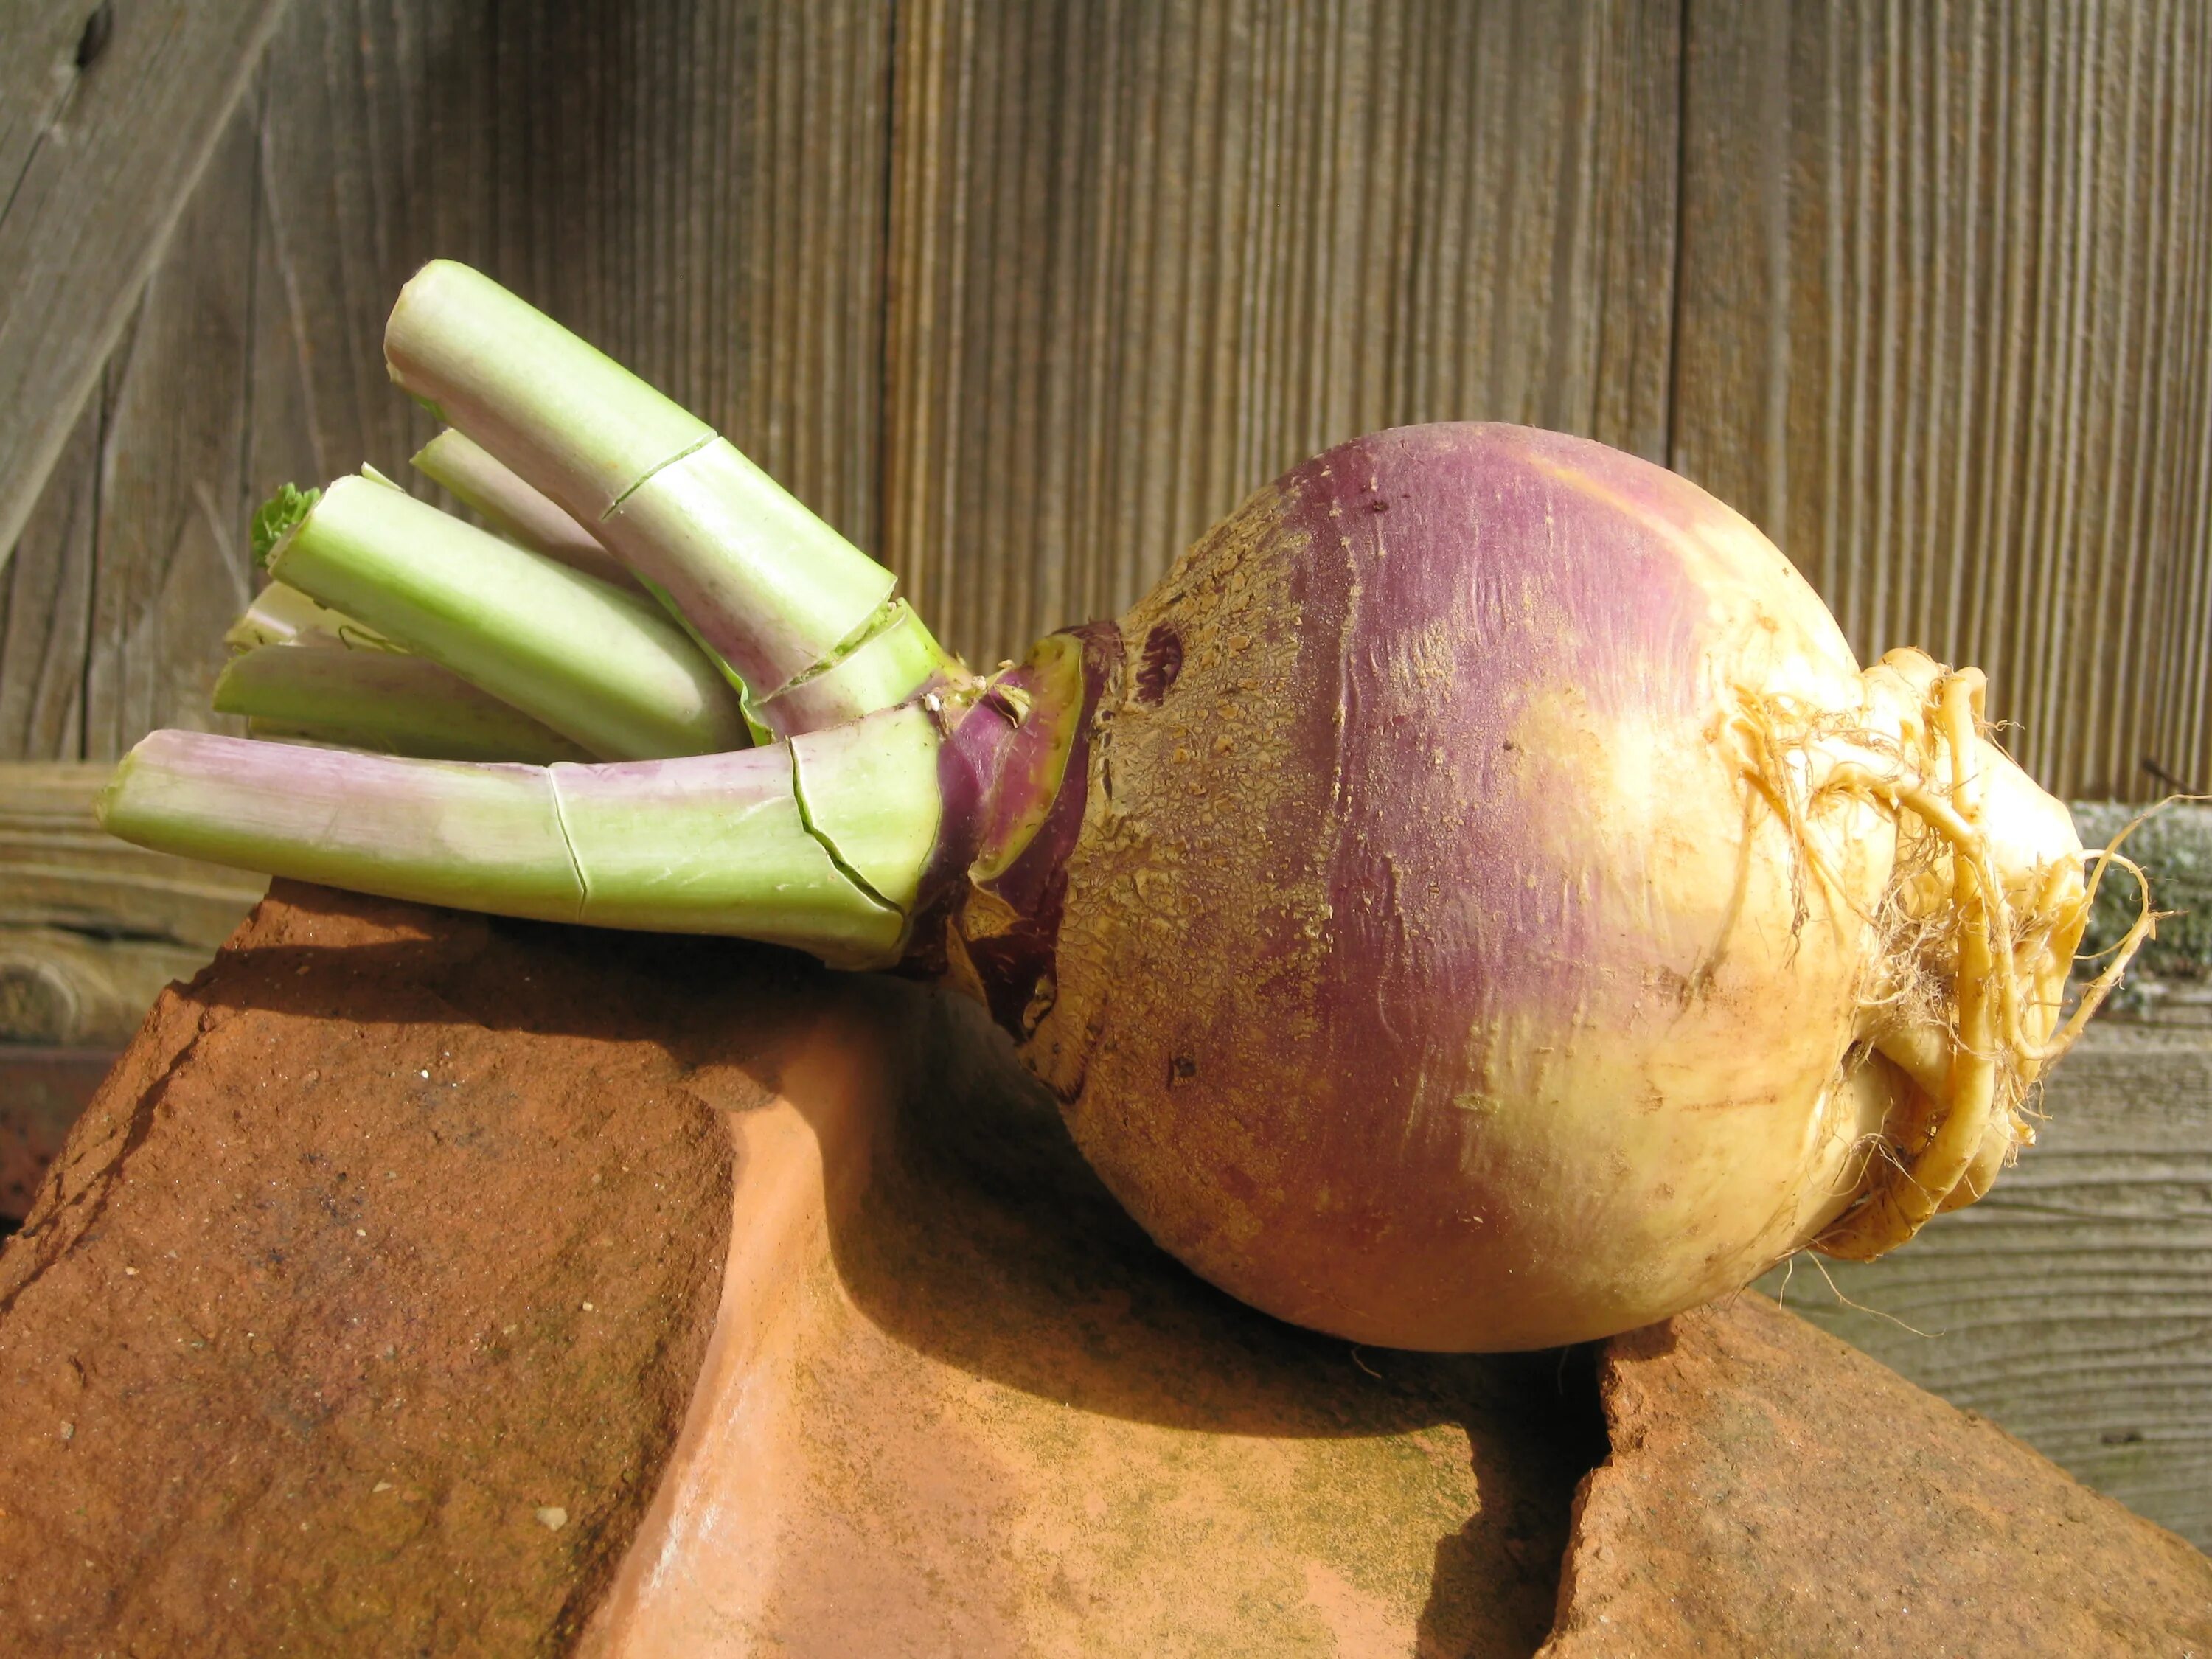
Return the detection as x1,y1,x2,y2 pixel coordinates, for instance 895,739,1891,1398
100,265,2149,1352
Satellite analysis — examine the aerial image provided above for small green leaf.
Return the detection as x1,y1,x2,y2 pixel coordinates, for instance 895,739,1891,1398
250,483,321,568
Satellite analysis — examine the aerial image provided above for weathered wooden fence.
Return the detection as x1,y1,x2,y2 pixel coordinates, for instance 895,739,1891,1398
5,0,2211,798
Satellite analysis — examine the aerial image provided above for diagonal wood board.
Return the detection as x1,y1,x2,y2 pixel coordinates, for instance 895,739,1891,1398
0,0,288,574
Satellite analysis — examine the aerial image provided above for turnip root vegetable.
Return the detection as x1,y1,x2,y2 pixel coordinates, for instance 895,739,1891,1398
99,263,2148,1352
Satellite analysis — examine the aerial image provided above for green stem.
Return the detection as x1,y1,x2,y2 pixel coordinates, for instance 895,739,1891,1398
384,261,966,731
99,705,947,968
215,644,592,765
554,706,943,959
267,475,749,762
101,732,586,922
411,428,640,592
754,600,951,733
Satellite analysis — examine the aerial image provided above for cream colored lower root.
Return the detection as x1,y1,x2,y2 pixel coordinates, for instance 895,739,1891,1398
1818,792,2002,1259
1938,1110,2015,1214
1735,666,2154,1262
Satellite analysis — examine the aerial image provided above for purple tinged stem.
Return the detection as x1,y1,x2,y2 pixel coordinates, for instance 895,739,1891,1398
100,701,959,967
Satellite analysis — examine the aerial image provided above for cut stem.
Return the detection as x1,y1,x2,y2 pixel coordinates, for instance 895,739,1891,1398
554,706,944,962
100,732,587,921
267,474,749,762
98,705,951,968
412,428,640,592
384,260,965,731
223,581,398,654
215,644,592,765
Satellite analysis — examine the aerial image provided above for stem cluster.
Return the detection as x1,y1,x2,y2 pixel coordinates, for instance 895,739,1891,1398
99,262,988,967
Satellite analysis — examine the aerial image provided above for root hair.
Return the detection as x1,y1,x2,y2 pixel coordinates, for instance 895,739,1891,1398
1731,658,2156,1259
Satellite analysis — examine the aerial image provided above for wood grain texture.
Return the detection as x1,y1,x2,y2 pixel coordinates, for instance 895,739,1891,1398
0,764,264,950
0,394,97,757
1677,0,2212,801
1759,1022,2212,1551
0,927,214,1048
0,6,102,230
0,0,286,575
1669,0,1788,536
1,91,263,761
883,0,1680,667
247,0,891,550
0,3,94,191
0,761,263,1046
80,105,260,759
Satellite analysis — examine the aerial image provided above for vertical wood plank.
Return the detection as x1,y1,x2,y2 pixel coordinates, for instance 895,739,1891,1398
1670,0,1790,536
79,107,260,759
0,400,97,759
0,5,98,205
883,0,1682,667
250,0,892,550
1675,0,2212,801
245,0,500,498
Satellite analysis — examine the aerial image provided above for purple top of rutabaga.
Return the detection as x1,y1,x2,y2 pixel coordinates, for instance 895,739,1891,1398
1285,425,1712,1082
935,624,1122,1034
1029,422,1873,1344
